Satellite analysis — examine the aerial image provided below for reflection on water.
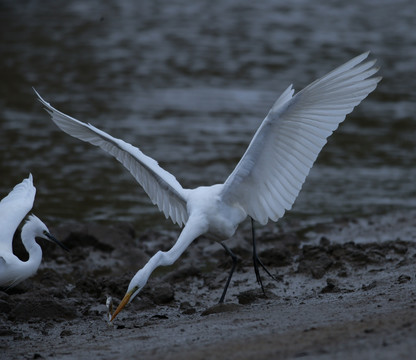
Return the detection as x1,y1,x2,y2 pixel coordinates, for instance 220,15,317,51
1,0,416,234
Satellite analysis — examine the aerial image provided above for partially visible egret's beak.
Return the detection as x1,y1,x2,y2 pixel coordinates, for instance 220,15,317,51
110,289,134,322
45,232,69,252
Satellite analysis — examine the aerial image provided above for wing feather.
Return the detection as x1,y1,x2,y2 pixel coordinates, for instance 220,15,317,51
34,90,189,226
221,52,381,225
0,174,36,252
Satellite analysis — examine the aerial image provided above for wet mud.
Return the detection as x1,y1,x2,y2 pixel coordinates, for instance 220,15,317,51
1,213,416,359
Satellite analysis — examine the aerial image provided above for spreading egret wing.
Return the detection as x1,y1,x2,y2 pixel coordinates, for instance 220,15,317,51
34,90,189,227
0,174,36,252
221,52,381,225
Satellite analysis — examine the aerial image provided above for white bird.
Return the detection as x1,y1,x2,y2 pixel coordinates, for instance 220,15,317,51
34,52,381,321
0,174,68,288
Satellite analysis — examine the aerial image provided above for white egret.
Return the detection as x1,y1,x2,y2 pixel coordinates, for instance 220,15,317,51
0,174,68,288
34,52,381,321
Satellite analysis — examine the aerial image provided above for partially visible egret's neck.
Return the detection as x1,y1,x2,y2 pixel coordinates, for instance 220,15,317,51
133,215,207,289
20,224,43,275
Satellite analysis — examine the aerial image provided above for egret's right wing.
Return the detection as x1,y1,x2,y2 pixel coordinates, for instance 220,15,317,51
0,174,36,252
34,90,189,227
221,52,381,225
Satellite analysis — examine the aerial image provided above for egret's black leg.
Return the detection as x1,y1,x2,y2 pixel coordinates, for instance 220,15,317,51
219,242,237,303
251,217,279,294
251,217,264,291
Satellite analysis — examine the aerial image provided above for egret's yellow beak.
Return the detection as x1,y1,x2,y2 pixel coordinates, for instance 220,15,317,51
110,289,133,322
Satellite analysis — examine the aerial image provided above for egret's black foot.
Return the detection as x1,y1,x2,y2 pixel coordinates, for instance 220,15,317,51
251,217,280,295
253,252,280,294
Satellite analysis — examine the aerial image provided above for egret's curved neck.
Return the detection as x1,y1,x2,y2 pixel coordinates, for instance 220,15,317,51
20,224,43,275
135,215,207,287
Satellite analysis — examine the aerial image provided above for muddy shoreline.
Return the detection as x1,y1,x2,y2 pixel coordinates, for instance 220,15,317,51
1,212,416,359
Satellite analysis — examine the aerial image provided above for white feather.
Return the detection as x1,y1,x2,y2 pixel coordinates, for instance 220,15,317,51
0,174,35,253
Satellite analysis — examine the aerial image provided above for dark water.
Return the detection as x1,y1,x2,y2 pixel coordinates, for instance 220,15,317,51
1,0,416,233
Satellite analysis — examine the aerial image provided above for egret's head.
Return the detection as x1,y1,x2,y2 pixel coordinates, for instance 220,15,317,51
27,214,69,252
110,271,145,322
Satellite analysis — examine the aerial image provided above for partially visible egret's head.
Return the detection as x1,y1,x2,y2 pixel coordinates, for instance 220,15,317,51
27,214,69,251
110,271,146,321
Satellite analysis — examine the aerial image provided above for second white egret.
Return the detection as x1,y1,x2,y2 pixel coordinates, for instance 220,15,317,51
0,174,68,288
34,52,381,321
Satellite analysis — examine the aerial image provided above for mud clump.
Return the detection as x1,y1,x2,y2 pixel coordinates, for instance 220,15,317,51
147,283,175,305
201,303,241,316
297,238,411,279
259,247,292,267
9,299,79,321
298,246,334,279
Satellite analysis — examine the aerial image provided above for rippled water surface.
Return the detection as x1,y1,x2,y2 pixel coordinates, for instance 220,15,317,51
1,0,416,233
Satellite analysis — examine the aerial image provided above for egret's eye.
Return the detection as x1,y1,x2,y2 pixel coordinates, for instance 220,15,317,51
132,286,140,294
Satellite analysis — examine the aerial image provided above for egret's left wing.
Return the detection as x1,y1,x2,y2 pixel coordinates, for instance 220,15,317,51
0,174,36,252
221,52,381,225
34,90,189,227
